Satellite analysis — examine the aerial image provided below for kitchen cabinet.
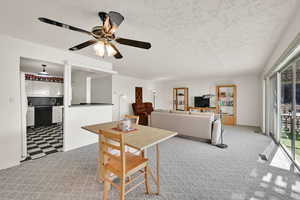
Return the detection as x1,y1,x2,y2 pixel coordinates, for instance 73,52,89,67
25,80,63,97
26,107,35,126
52,106,63,123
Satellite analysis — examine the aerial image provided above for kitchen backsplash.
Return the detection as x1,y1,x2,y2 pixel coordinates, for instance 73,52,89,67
28,97,63,106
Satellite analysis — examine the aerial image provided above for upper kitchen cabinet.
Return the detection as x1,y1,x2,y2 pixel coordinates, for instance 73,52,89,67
25,80,63,97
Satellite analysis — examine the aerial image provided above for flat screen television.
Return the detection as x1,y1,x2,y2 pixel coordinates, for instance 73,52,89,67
194,96,210,107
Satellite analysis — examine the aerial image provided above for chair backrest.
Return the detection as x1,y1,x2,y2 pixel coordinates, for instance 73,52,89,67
100,130,126,176
132,102,153,115
132,103,146,115
125,114,139,124
144,102,154,114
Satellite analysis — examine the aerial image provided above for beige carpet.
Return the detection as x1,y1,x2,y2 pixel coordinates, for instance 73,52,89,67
0,126,299,200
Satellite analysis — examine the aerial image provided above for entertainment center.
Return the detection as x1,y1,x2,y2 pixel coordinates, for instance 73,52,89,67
172,84,237,125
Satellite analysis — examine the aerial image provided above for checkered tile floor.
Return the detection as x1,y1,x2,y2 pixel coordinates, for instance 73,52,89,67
26,124,63,160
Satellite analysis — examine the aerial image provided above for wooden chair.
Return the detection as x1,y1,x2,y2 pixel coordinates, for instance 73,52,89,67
101,130,150,200
124,115,139,125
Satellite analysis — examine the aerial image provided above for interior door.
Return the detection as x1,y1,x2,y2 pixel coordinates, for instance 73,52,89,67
135,87,143,104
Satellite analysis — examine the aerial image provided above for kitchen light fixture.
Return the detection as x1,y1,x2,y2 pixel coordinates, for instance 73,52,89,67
38,64,49,76
93,41,117,57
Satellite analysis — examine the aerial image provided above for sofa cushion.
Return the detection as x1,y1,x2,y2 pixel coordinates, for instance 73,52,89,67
189,112,215,121
151,111,213,140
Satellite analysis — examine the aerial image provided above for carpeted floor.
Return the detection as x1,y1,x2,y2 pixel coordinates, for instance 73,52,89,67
0,126,299,200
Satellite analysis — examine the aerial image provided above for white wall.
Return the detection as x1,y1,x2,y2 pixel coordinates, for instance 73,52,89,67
64,106,112,151
154,75,260,127
263,6,300,75
71,70,88,104
112,75,155,121
91,75,112,104
0,34,113,170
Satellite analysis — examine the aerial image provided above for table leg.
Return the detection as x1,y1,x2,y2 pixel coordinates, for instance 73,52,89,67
146,144,160,195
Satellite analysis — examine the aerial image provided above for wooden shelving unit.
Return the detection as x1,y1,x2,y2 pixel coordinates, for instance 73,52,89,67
216,85,237,125
173,88,189,111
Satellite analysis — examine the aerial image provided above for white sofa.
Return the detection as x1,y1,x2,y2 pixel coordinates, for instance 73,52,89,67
150,110,221,144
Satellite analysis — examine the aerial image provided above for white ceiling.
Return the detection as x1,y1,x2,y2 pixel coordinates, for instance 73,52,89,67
20,57,64,76
1,0,298,80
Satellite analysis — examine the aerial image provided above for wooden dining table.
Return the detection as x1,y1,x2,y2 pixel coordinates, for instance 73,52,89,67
82,121,177,195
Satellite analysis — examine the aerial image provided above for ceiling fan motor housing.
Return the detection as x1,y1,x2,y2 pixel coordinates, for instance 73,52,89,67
91,26,104,37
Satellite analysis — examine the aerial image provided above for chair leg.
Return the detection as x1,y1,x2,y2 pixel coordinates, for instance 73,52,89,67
103,170,111,200
120,177,126,200
144,166,150,194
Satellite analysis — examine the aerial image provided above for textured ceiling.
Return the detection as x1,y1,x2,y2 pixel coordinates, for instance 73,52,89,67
0,0,298,80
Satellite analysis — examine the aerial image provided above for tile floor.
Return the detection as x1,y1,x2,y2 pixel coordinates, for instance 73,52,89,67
26,124,63,160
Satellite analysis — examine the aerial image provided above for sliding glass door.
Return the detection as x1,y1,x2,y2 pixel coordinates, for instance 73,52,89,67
280,64,294,158
279,61,300,165
269,75,278,139
295,60,300,163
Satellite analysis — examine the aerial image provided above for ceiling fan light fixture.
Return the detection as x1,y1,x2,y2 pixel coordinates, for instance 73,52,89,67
106,43,117,56
94,41,105,57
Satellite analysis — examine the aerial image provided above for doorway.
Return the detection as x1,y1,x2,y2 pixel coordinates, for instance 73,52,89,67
20,57,64,161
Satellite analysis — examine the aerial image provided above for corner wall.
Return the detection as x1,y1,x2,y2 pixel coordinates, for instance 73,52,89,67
112,75,155,121
0,35,112,170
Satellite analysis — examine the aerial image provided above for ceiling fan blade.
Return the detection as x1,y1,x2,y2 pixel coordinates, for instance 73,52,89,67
38,17,91,35
108,11,124,27
98,12,107,23
115,38,151,49
109,43,123,59
69,40,98,51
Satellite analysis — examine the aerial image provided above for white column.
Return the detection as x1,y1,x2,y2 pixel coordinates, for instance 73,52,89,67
63,61,72,151
86,77,91,104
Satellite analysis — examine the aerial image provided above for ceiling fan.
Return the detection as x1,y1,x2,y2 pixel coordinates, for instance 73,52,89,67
38,11,151,59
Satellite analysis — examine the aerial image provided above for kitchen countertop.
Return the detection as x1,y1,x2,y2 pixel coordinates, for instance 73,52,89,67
69,103,113,107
